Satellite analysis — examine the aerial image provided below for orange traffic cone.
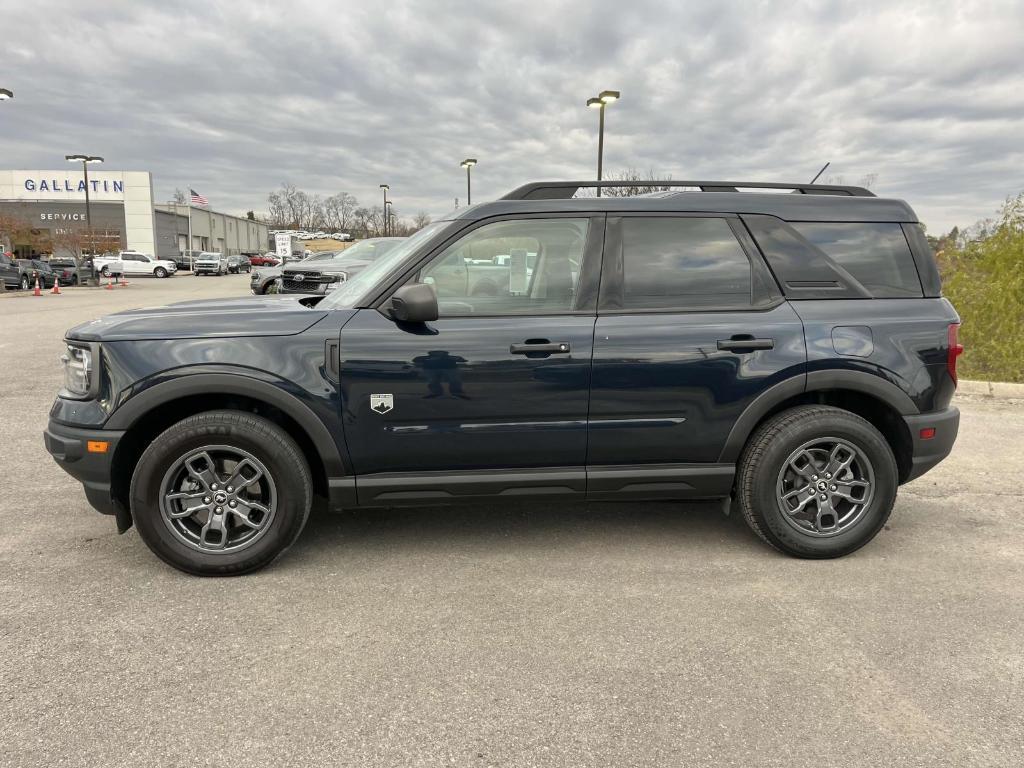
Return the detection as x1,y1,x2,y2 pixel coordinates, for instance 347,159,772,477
105,275,114,290
119,274,129,287
51,280,61,295
33,276,42,296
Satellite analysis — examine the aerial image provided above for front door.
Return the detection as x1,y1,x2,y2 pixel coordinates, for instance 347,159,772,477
339,215,603,504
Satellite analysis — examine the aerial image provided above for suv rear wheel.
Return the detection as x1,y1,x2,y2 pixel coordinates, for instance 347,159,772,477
130,410,312,575
736,405,897,558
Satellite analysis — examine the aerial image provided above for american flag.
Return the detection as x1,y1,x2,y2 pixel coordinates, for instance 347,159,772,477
190,188,209,207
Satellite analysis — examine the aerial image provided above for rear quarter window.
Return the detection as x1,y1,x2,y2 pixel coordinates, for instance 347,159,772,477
790,222,922,298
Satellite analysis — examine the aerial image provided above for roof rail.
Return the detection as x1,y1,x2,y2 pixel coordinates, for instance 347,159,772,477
501,180,876,200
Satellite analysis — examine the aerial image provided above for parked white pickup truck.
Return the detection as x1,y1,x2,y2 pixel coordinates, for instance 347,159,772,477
91,254,125,277
117,251,177,278
193,251,229,276
92,251,176,278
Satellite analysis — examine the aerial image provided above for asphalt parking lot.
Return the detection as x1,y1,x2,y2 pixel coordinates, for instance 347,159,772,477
1,275,1022,767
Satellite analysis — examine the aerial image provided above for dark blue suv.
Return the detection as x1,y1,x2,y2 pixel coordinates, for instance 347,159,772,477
44,180,962,575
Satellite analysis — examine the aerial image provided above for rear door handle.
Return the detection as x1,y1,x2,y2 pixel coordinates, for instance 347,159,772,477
717,337,774,352
510,341,571,355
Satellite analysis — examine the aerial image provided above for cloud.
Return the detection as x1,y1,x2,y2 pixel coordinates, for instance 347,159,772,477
3,0,1022,230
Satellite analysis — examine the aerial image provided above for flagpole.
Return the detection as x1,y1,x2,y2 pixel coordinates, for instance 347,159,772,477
187,190,193,270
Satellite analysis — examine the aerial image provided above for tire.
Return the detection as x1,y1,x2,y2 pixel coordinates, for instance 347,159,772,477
154,267,167,278
100,265,111,278
130,410,313,576
20,275,29,290
735,405,897,559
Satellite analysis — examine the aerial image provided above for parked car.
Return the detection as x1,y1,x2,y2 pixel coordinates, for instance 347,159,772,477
14,258,55,289
91,254,126,278
175,250,205,271
117,251,177,278
48,258,82,286
279,238,404,295
249,251,339,294
227,255,251,274
32,259,58,288
193,251,229,275
249,253,280,267
45,178,961,575
0,252,22,289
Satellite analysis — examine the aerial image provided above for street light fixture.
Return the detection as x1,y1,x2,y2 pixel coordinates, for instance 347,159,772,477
0,88,13,100
379,184,390,236
460,158,478,206
586,89,620,197
65,154,104,254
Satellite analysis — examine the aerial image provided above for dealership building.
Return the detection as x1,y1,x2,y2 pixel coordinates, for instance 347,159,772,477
0,169,269,259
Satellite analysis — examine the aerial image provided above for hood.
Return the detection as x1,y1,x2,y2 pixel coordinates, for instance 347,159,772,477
285,258,372,276
66,295,328,342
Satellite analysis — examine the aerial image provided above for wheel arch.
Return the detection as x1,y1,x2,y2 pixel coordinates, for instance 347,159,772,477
720,371,916,483
107,374,351,526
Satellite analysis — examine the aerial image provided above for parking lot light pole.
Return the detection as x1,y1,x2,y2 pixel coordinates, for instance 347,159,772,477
586,90,619,197
65,154,104,264
384,199,393,237
460,159,477,206
379,184,389,236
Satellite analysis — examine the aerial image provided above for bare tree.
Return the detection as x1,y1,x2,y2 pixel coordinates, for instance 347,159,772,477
600,168,675,197
172,188,187,205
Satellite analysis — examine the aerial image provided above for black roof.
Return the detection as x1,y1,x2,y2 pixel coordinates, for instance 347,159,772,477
451,180,918,223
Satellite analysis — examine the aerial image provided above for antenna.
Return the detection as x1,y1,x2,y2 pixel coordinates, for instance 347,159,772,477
809,162,830,184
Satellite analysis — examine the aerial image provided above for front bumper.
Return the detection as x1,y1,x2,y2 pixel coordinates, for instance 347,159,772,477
43,420,126,523
902,407,960,483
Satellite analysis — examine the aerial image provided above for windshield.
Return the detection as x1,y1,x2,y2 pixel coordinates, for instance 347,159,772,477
319,223,451,309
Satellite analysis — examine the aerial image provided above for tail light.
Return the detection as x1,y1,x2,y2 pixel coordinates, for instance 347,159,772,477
947,323,964,386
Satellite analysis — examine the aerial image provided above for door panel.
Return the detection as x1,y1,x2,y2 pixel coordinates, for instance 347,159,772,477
339,309,596,478
589,303,806,464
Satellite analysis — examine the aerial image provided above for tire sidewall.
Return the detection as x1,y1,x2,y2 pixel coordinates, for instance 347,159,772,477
155,267,167,278
746,411,897,557
131,415,311,575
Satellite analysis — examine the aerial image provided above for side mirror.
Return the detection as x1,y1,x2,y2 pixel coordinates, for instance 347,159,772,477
390,283,438,323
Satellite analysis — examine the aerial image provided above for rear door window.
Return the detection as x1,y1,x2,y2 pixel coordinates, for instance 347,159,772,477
619,217,752,309
790,222,922,298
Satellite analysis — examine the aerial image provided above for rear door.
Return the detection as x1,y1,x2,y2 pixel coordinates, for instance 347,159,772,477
338,215,604,504
588,214,805,490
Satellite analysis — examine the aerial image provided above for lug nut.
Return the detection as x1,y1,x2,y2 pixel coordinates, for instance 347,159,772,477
227,486,234,493
820,494,828,501
211,484,218,490
831,485,837,491
825,473,831,479
229,500,237,508
812,475,818,481
215,506,223,514
203,496,211,504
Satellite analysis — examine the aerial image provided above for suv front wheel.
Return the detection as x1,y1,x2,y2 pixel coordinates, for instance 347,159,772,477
130,410,312,575
736,405,897,558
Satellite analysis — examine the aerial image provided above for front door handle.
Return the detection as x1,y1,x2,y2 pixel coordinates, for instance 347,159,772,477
510,340,571,355
717,337,774,352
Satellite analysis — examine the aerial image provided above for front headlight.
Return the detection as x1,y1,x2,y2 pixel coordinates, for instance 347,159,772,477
61,343,94,398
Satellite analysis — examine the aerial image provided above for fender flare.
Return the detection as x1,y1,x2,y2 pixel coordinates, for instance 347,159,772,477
718,369,919,463
104,372,348,478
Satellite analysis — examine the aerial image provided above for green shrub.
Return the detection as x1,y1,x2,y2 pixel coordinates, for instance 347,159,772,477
941,193,1024,383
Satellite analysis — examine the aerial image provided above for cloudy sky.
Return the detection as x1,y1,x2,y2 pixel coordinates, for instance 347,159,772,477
3,0,1022,231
